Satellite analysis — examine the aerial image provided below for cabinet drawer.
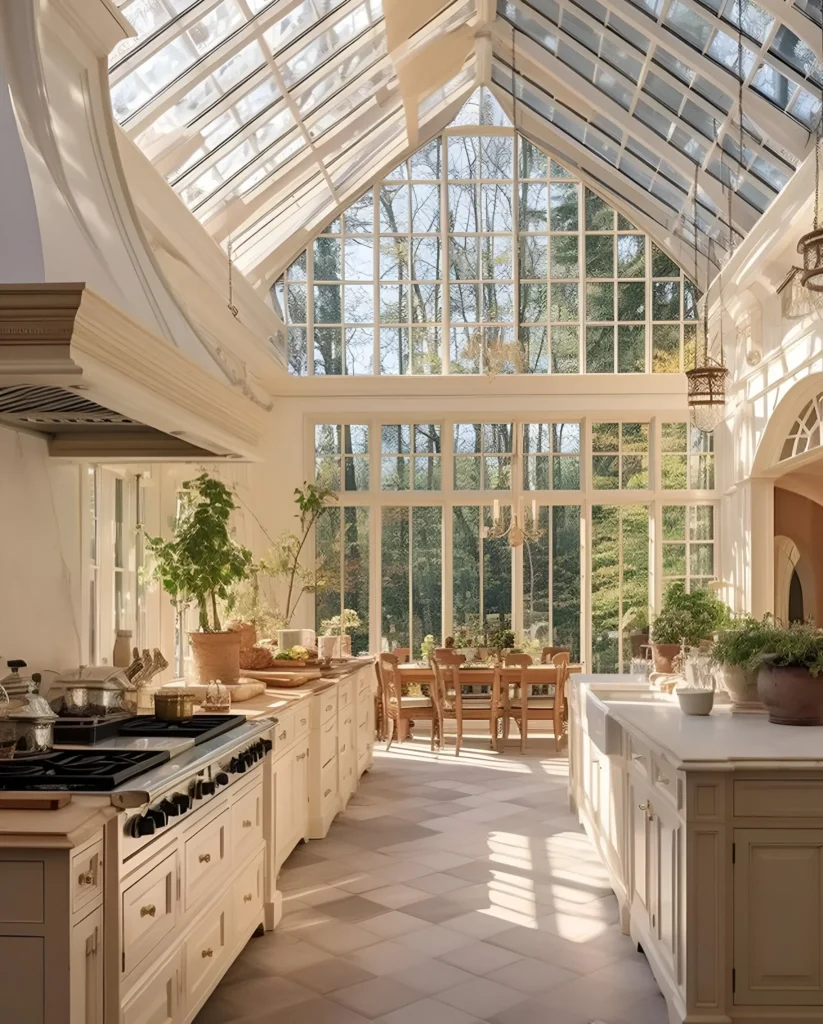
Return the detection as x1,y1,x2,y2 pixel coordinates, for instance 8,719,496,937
184,810,229,911
122,851,178,977
321,757,338,808
294,706,310,740
734,781,823,818
273,712,294,751
359,669,373,695
72,839,103,915
184,895,230,1012
652,756,677,806
233,850,264,939
122,949,181,1024
231,778,263,863
339,684,352,711
320,691,337,725
320,715,337,767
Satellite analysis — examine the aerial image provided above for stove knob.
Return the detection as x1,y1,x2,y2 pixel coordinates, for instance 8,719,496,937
193,780,204,799
232,757,246,774
261,739,273,753
201,780,215,796
160,799,179,817
131,815,156,837
215,772,229,786
147,807,167,828
173,792,190,813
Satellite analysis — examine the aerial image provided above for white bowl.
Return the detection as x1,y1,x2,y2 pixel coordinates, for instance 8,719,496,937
677,688,714,716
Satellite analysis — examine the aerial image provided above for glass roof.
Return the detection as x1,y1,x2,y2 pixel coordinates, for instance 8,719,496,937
109,0,817,286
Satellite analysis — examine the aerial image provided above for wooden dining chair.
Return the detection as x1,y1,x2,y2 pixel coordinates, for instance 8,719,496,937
502,653,532,753
506,653,569,751
379,652,439,751
392,647,411,664
430,653,500,756
541,646,570,664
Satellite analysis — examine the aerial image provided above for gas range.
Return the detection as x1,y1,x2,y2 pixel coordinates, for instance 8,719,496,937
0,749,172,792
53,713,245,747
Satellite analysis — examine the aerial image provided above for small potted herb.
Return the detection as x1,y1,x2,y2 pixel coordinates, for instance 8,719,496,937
710,616,769,713
650,583,729,674
751,621,823,725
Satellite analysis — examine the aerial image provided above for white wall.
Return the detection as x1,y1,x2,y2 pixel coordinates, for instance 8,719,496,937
0,426,83,676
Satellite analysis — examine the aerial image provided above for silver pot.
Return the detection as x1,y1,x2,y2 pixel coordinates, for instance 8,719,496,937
58,683,125,717
1,691,57,756
154,690,196,721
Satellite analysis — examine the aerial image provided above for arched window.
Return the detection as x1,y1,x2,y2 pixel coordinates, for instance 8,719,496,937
273,89,699,377
780,394,823,462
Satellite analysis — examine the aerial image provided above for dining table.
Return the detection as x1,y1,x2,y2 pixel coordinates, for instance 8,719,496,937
393,660,582,743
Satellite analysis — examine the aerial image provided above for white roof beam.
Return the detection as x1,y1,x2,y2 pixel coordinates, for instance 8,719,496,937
743,0,822,60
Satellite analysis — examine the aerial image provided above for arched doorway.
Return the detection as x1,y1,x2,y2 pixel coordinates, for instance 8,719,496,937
774,534,817,625
789,569,805,622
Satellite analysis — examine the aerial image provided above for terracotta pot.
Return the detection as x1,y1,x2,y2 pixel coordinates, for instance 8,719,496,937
714,664,766,714
757,665,823,726
630,628,650,658
188,631,242,685
651,643,681,674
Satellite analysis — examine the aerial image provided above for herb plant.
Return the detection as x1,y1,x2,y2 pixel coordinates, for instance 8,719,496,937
711,616,771,670
750,620,823,677
650,582,729,647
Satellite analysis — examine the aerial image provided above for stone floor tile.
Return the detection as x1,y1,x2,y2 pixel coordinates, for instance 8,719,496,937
408,871,474,895
329,976,423,1018
387,958,476,996
360,910,429,938
395,924,474,957
378,997,485,1024
436,977,527,1018
289,956,377,994
438,941,524,975
306,922,383,956
485,956,577,995
366,883,432,909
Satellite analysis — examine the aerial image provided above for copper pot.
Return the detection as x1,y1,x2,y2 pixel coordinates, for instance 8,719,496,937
153,690,196,721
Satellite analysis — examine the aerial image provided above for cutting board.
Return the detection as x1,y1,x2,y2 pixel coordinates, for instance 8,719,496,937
241,668,323,688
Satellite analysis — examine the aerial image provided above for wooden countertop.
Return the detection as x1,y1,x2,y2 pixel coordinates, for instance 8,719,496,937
0,797,119,848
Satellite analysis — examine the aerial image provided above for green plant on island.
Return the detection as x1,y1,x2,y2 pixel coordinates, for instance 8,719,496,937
746,620,823,677
274,645,309,662
710,615,773,670
650,582,730,647
145,473,252,632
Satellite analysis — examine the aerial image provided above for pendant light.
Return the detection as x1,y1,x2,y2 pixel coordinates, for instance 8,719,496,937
797,0,823,289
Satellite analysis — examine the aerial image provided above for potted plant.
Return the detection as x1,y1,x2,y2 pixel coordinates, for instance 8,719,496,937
650,583,729,674
453,620,484,661
710,616,770,713
320,608,362,656
751,621,823,726
145,473,252,685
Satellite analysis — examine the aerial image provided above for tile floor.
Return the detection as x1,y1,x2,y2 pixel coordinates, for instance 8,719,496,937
195,734,668,1024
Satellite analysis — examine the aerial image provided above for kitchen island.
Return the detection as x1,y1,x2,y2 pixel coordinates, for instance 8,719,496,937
569,674,823,1024
0,657,376,1024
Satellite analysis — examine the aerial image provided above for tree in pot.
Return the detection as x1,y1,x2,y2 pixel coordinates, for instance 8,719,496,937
650,583,729,674
710,616,771,713
145,473,252,685
750,620,823,726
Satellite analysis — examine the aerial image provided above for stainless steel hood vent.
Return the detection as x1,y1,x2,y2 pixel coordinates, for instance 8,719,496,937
0,385,135,427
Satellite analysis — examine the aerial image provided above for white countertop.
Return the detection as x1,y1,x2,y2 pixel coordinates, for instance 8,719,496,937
601,698,823,768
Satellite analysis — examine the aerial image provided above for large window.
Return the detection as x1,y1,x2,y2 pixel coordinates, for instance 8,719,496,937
315,505,370,655
381,507,442,650
523,423,580,490
662,505,716,592
381,424,441,491
453,505,513,636
454,423,512,490
661,422,715,489
275,132,698,376
523,505,581,662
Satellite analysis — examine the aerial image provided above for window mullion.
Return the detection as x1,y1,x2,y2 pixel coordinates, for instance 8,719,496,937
442,138,450,375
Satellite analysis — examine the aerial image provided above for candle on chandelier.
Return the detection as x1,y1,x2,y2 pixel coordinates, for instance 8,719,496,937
493,499,500,522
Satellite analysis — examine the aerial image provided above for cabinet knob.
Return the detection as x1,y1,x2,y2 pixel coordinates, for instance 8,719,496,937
300,718,307,726
242,819,252,828
201,948,214,958
279,731,287,741
324,788,332,797
78,872,94,886
140,904,156,918
243,893,253,903
325,704,333,711
199,853,211,864
658,775,670,786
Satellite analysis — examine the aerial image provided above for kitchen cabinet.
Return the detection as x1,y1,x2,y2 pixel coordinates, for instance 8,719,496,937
274,737,309,874
121,949,180,1024
71,907,103,1024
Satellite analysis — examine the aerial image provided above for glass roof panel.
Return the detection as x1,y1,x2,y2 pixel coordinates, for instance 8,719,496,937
110,0,808,283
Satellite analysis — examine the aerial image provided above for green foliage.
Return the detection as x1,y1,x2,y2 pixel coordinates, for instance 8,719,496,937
650,582,729,647
488,627,515,651
420,634,436,661
145,473,252,632
711,616,772,669
453,619,485,648
255,482,336,627
320,608,362,636
749,620,823,677
274,645,309,662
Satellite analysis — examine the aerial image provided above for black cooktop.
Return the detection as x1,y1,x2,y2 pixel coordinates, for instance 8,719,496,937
116,714,245,743
0,749,171,791
53,713,133,745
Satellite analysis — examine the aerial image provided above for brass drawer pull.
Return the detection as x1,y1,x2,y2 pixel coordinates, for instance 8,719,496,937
199,853,211,864
243,893,253,903
279,730,287,740
201,948,214,959
78,872,94,886
242,819,252,828
296,753,306,761
341,745,346,753
324,788,332,797
658,775,670,786
325,704,333,712
300,718,307,726
140,904,156,918
638,801,650,812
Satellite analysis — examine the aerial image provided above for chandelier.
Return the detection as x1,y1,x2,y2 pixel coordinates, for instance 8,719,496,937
483,499,541,548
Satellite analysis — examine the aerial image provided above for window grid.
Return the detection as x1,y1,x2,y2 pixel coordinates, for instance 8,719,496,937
592,422,650,490
88,467,100,663
315,423,370,491
662,504,716,592
453,422,514,491
276,131,699,376
661,422,716,489
380,424,442,491
522,422,581,490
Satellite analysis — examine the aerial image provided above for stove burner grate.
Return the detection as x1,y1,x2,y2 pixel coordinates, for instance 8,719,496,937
0,748,171,791
116,714,245,744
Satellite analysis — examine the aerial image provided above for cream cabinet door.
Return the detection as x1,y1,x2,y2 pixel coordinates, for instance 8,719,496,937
121,950,181,1024
294,743,310,844
629,776,651,917
71,906,103,1024
651,797,680,983
734,829,823,1006
274,750,296,873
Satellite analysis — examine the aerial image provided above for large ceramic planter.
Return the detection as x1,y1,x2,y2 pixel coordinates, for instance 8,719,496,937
651,643,681,674
757,665,823,726
189,630,242,685
714,664,765,714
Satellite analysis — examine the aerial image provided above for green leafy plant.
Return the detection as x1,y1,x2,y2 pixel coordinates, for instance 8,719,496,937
749,620,823,677
516,635,543,662
320,608,362,636
274,645,309,662
453,619,485,648
711,616,772,670
488,627,516,651
650,582,729,647
145,473,252,632
254,483,336,627
420,634,436,661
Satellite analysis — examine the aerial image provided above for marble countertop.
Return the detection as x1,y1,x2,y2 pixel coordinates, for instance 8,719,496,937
600,697,823,768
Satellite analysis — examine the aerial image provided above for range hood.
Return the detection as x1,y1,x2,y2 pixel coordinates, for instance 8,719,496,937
0,284,267,460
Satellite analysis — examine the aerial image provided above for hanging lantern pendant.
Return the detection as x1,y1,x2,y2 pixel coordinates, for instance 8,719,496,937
686,362,729,432
798,32,823,291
